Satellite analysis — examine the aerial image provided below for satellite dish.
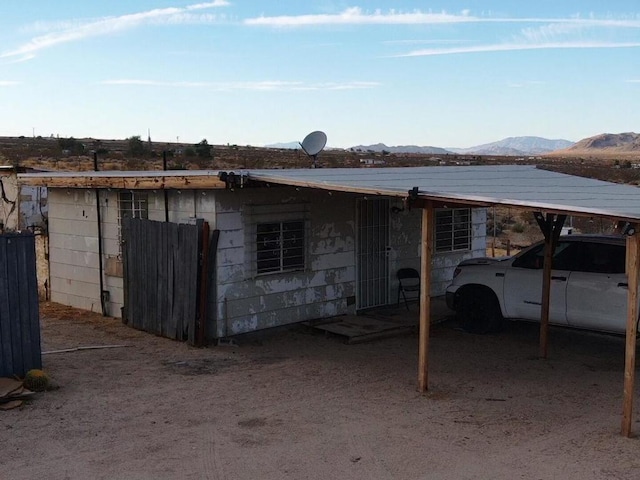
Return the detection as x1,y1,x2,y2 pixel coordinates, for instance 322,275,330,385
300,131,327,167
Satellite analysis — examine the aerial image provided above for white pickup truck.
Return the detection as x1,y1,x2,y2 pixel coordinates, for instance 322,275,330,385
445,234,629,334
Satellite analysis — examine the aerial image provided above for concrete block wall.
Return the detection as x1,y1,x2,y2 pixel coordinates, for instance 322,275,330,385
48,188,218,318
388,200,487,298
214,187,357,337
48,185,486,335
48,189,103,314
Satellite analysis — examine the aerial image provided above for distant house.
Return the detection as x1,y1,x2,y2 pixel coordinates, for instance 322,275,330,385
0,166,48,232
18,168,487,341
359,158,386,166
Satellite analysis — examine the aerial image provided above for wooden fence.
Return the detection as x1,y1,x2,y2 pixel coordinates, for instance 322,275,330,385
0,233,41,377
122,218,207,345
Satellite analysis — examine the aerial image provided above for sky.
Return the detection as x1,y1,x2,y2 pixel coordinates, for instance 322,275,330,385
1,1,640,149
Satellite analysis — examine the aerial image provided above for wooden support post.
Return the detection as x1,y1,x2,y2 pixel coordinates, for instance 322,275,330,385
539,235,554,359
197,221,210,347
622,233,640,437
533,212,566,359
418,203,433,393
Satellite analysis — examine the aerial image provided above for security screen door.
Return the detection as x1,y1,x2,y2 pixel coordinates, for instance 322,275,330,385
356,198,390,310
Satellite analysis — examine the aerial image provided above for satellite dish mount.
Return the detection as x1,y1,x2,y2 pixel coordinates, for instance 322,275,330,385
300,131,327,168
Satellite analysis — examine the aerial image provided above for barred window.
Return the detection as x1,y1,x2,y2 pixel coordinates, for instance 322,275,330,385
118,191,149,221
118,191,149,255
257,221,305,274
435,208,471,252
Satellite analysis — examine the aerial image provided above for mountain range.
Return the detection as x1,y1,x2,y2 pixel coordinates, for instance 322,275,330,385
267,136,574,156
267,132,640,156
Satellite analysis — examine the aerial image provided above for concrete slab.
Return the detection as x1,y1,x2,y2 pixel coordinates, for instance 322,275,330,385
305,295,454,343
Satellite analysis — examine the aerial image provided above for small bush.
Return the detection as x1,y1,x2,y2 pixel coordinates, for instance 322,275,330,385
511,223,525,233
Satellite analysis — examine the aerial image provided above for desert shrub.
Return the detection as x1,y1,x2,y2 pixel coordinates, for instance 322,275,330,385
511,223,525,233
486,218,505,236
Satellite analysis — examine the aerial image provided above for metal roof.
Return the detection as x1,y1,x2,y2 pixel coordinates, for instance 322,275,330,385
18,165,640,222
246,165,640,221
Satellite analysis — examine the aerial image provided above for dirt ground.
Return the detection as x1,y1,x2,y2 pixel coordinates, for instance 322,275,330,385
3,303,640,480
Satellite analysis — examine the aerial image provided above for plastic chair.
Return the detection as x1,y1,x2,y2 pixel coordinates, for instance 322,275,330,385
397,268,420,310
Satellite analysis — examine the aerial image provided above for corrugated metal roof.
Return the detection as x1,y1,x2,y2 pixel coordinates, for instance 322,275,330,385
246,165,640,221
18,165,640,221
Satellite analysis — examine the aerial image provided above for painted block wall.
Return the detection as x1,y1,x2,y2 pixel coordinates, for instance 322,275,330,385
48,188,217,318
48,186,486,337
388,198,487,299
214,187,356,337
19,185,48,230
0,172,48,231
0,172,20,231
48,189,103,314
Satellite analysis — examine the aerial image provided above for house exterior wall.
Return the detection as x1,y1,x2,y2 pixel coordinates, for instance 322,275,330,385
19,185,48,230
214,187,356,337
47,186,486,337
48,189,103,314
48,188,217,318
388,198,486,301
1,171,48,231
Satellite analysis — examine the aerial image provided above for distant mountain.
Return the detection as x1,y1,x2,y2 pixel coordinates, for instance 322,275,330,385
349,143,452,155
268,136,579,156
562,132,640,153
449,136,574,156
264,141,301,149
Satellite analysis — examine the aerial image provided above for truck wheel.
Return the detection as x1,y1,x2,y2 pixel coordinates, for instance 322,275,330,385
458,288,503,334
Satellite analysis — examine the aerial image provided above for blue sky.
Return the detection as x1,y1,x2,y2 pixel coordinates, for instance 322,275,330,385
1,1,639,149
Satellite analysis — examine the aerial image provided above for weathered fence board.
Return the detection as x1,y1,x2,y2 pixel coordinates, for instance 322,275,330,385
122,218,204,345
0,233,41,378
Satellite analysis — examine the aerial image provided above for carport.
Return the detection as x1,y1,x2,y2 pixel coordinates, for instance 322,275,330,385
244,165,640,437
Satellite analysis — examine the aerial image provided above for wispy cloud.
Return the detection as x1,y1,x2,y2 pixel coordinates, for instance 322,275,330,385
1,1,230,60
0,81,20,86
246,7,640,57
245,8,481,27
395,16,640,58
245,8,640,28
397,41,640,57
101,79,380,91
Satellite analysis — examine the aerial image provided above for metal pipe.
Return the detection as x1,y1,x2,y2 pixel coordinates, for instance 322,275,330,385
94,151,107,316
197,222,210,346
163,151,169,222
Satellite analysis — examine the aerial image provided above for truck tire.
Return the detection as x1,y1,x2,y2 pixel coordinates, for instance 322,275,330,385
458,288,503,334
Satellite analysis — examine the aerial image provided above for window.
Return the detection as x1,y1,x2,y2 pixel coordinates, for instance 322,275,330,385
435,208,471,253
580,242,625,274
117,191,149,255
118,191,149,221
512,241,583,271
256,220,305,274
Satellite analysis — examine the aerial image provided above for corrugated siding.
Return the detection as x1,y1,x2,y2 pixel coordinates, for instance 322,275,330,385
0,233,41,377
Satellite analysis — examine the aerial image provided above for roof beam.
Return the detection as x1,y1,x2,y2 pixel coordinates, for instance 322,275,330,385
18,175,227,190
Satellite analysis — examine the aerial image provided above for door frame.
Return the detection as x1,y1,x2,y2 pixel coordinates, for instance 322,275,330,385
355,197,391,310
